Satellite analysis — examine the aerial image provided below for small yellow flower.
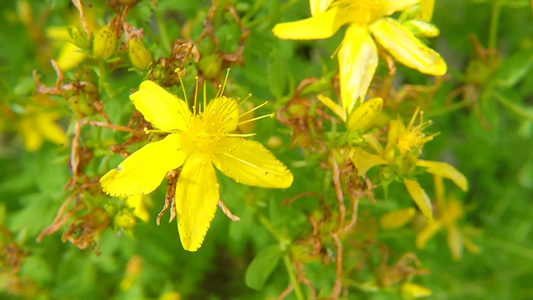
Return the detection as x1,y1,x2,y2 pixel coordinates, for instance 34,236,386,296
17,96,67,151
416,176,480,260
100,74,293,251
273,0,446,111
350,109,467,222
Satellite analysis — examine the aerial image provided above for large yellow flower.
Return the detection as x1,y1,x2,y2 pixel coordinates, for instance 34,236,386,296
100,80,293,251
273,0,446,113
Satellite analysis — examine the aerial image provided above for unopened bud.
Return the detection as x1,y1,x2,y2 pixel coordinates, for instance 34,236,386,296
403,20,439,38
92,25,117,61
69,26,92,49
346,97,383,131
128,39,153,71
115,209,136,230
198,54,222,79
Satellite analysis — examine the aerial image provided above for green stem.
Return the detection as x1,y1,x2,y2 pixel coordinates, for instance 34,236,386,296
257,215,304,300
491,90,533,120
488,0,502,50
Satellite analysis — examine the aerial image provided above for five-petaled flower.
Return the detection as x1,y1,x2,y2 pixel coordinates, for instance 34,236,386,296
273,0,446,112
100,77,293,251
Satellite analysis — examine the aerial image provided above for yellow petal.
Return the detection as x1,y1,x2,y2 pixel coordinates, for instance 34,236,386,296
125,195,150,223
376,0,420,16
401,282,432,298
37,114,67,146
100,134,188,197
57,42,86,71
212,138,293,188
309,0,333,16
415,221,442,249
130,81,192,131
18,118,43,151
349,148,388,175
446,223,463,260
346,97,383,131
380,207,416,230
370,18,446,76
203,96,239,133
339,24,378,112
272,7,351,40
316,94,346,121
417,159,468,191
419,0,435,22
175,151,219,251
403,178,433,222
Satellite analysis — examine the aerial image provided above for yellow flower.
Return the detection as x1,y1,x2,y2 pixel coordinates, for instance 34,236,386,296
416,176,480,260
17,96,67,151
100,75,293,251
273,0,446,111
350,108,467,222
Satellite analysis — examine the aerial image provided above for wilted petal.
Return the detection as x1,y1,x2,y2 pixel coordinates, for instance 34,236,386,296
403,178,433,222
346,97,383,131
417,159,468,191
415,221,442,249
175,151,219,252
272,7,351,40
309,0,334,16
100,134,188,197
203,96,239,133
130,81,192,131
212,138,293,188
339,24,378,112
370,18,446,76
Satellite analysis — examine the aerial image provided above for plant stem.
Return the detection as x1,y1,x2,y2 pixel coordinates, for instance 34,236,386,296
488,0,502,50
258,214,305,300
491,90,533,121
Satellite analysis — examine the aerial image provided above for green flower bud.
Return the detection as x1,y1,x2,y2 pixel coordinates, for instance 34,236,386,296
128,39,153,71
92,25,117,61
403,20,439,38
198,54,222,79
68,26,92,49
115,209,136,230
105,203,118,217
346,97,383,132
68,92,95,118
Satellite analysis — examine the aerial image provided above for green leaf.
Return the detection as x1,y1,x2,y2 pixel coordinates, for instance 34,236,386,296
244,244,281,290
493,49,533,88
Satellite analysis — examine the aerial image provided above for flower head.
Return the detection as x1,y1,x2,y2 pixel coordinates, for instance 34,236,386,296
100,72,293,251
273,0,445,111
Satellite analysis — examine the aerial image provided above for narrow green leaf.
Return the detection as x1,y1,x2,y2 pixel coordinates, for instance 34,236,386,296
244,244,281,290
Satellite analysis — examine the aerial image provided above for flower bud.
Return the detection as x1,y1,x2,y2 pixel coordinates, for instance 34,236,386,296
69,26,92,49
403,20,439,38
92,25,117,61
346,97,383,132
198,54,222,79
128,39,153,71
68,92,95,118
115,209,136,230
